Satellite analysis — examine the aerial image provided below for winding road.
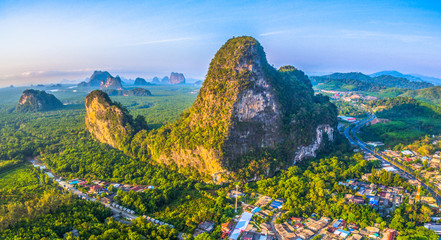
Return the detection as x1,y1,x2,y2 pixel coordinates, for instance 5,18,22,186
344,114,441,206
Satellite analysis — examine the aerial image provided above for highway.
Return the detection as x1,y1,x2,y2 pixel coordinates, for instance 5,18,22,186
344,114,441,206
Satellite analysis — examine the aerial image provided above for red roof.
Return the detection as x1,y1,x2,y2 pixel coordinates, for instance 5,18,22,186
294,223,303,229
91,185,102,191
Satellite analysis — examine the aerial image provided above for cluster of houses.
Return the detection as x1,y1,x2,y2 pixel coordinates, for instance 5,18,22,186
193,220,216,238
62,178,155,197
218,193,283,240
381,149,441,208
339,179,407,216
274,215,330,240
271,213,396,240
318,90,378,102
142,215,174,228
111,203,135,215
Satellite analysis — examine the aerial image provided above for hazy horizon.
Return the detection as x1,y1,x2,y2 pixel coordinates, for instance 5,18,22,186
1,0,441,88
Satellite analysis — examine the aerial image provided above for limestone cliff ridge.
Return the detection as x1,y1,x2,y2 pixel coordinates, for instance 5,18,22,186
85,90,147,150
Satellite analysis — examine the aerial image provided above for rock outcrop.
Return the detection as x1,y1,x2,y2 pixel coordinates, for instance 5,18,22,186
85,90,147,150
134,77,148,86
169,72,186,84
16,89,63,112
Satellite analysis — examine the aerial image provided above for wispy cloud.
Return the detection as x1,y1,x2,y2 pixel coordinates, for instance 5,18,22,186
259,30,288,37
340,30,435,43
129,37,195,46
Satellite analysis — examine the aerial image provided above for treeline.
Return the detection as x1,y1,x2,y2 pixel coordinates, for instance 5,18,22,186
312,72,433,91
115,184,235,233
0,189,74,229
368,169,414,192
0,198,178,239
0,159,22,173
313,77,385,92
334,101,366,118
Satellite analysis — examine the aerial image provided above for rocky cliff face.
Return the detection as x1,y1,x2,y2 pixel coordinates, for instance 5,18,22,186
142,36,338,179
16,89,63,112
85,90,146,150
169,72,186,84
134,78,148,86
100,76,123,90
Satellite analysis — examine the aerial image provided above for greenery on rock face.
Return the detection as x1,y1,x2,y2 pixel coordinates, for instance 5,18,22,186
85,90,148,150
360,97,441,147
16,89,63,112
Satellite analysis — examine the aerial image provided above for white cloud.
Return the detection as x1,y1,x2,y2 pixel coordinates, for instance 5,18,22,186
259,31,288,37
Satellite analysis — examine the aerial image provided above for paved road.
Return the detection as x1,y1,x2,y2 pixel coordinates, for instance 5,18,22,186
270,212,283,240
344,114,441,206
107,205,137,220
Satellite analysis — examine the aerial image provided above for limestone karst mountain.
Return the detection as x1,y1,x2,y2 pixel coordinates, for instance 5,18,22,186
169,72,185,84
78,71,123,90
85,90,147,150
152,77,160,83
134,77,148,86
16,89,63,112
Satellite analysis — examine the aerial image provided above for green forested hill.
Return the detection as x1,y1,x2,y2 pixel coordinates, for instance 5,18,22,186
400,86,441,105
311,72,433,91
360,97,441,146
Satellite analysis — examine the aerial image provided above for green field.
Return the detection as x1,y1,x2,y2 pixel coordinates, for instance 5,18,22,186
0,163,46,205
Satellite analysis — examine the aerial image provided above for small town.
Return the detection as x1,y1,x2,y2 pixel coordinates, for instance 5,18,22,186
29,144,441,240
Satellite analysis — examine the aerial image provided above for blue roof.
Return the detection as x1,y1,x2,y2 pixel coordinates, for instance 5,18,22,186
252,207,261,213
270,201,283,208
337,229,351,234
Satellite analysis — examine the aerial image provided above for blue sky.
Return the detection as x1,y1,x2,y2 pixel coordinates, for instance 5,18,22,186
0,0,440,87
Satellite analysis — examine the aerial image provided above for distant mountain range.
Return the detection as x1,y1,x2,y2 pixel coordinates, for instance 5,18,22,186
370,71,441,85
